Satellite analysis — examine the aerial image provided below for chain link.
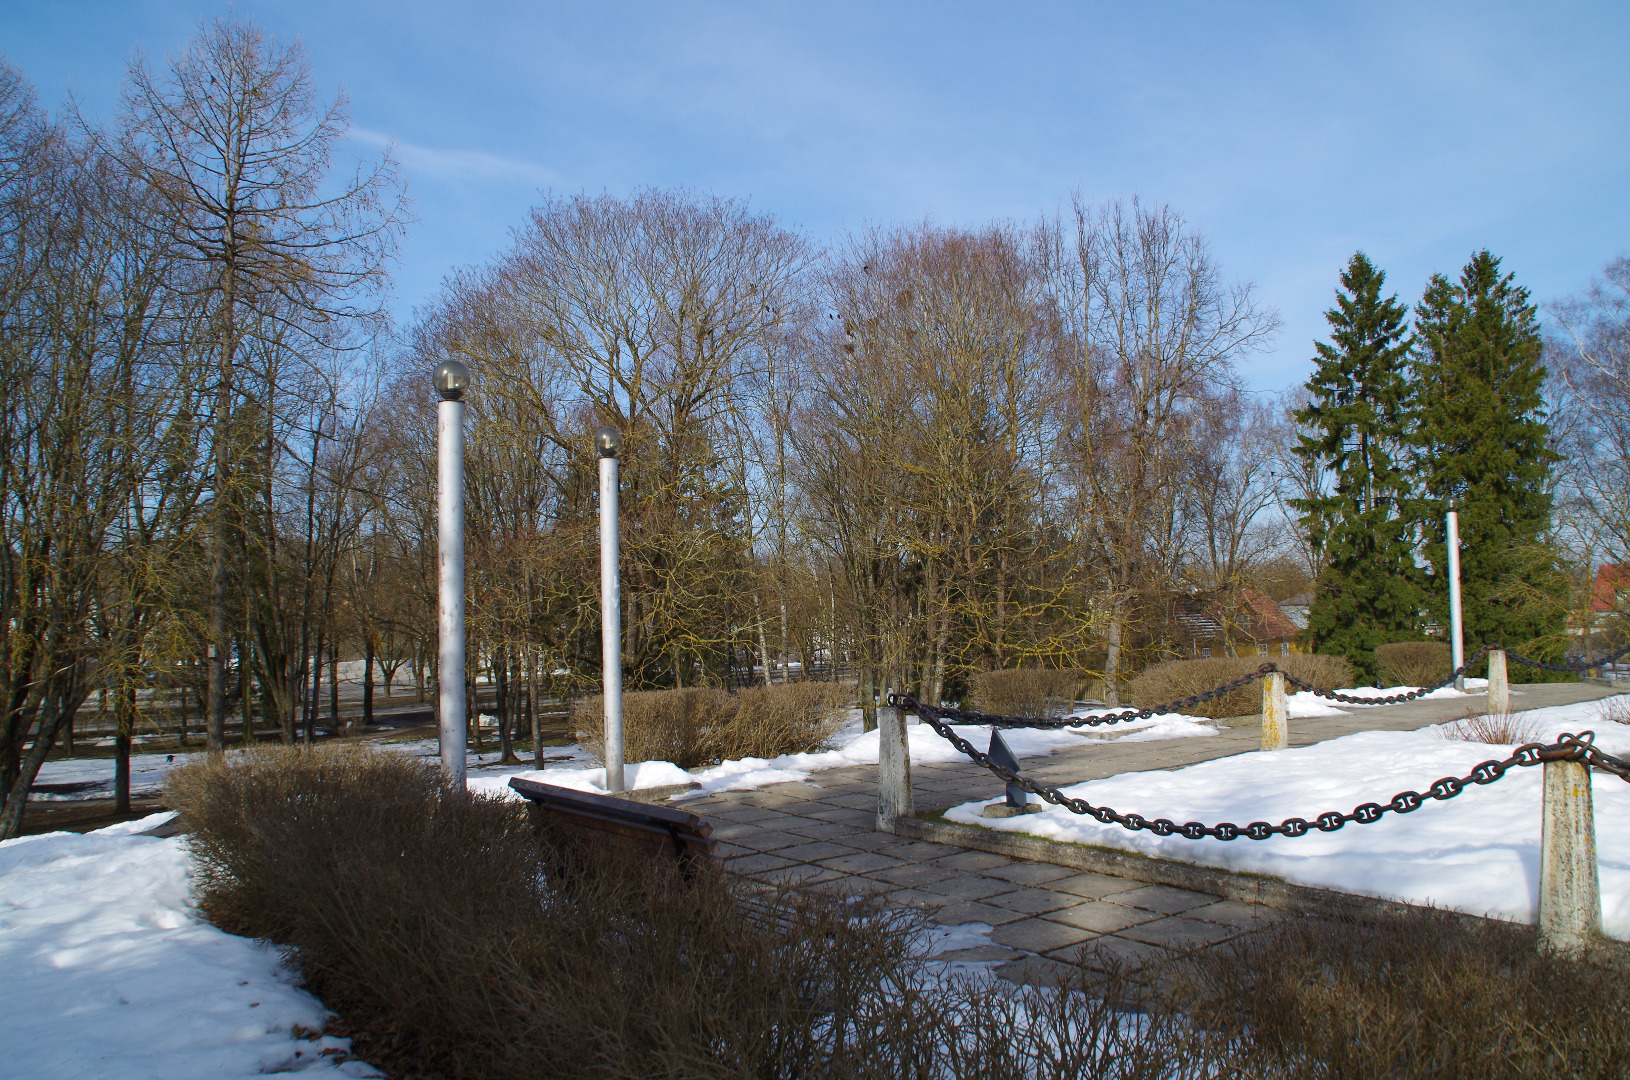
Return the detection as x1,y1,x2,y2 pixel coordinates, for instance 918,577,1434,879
1503,639,1630,674
1280,645,1491,705
890,693,1630,838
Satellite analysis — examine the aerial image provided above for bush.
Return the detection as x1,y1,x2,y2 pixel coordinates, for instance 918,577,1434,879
1174,906,1630,1079
968,668,1086,718
1375,641,1452,687
1127,654,1354,719
573,682,849,768
166,745,1226,1079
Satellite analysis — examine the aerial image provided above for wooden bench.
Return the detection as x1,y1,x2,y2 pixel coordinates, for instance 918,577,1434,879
507,777,719,875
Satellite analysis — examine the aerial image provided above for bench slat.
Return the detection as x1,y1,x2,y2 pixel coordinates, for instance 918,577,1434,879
507,777,718,865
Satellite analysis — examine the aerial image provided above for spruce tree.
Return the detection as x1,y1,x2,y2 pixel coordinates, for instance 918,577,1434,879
1411,250,1564,659
1293,252,1422,677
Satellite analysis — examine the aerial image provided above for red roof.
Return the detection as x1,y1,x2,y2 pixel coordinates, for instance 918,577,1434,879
1238,589,1300,641
1592,564,1630,613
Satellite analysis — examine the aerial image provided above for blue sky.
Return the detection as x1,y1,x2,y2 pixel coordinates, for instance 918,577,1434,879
8,1,1628,392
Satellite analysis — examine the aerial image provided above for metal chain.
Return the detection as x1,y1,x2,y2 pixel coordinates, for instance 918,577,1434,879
929,649,1489,732
1279,645,1491,705
936,669,1272,731
891,694,1630,838
1504,639,1630,674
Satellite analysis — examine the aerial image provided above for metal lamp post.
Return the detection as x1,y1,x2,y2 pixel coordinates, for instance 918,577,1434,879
596,427,625,794
1447,496,1465,691
434,359,470,788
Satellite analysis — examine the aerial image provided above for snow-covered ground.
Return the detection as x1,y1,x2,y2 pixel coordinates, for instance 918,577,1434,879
458,709,1223,802
1287,678,1489,719
20,677,1500,804
31,752,181,800
944,697,1630,938
0,815,380,1079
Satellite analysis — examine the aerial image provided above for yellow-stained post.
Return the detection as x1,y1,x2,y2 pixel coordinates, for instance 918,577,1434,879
1260,671,1289,751
1539,756,1601,957
1487,648,1510,715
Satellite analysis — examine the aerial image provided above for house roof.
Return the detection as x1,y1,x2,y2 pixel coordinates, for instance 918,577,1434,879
1238,589,1301,641
1593,564,1629,613
1174,589,1300,643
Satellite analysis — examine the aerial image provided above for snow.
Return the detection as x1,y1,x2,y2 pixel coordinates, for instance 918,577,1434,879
31,752,185,800
943,698,1630,938
1287,679,1489,719
457,710,1222,802
0,816,380,1079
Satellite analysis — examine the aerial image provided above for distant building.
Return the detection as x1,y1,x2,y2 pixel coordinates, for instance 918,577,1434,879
1173,588,1302,659
1591,564,1629,615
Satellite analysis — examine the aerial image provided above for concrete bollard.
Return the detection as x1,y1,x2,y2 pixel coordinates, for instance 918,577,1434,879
876,693,914,833
1539,756,1601,957
1487,649,1510,715
1260,671,1288,751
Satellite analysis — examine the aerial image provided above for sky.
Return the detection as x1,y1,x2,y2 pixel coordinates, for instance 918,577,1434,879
7,1,1628,393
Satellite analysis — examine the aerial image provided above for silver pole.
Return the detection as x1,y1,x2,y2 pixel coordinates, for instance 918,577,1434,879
597,427,624,794
1447,498,1465,691
434,360,471,788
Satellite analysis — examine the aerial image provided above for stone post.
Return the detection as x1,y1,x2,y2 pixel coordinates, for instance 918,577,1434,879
1261,671,1288,751
876,692,914,832
1487,648,1510,715
1539,756,1601,957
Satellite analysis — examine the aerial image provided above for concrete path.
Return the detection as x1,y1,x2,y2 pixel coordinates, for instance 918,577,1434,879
687,681,1624,986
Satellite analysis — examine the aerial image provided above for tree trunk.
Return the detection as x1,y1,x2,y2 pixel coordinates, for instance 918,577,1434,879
755,597,773,687
115,686,133,814
496,647,517,764
1105,611,1123,707
177,687,189,747
305,632,323,745
529,650,544,770
328,649,340,736
363,635,375,726
860,662,877,732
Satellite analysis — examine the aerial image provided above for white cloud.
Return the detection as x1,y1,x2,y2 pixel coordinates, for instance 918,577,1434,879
349,126,558,186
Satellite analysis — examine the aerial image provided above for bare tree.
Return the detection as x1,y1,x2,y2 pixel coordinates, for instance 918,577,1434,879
118,15,403,753
1044,197,1277,702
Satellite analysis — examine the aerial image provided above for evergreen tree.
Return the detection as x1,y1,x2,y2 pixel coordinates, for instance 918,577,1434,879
1293,252,1422,676
1411,250,1564,658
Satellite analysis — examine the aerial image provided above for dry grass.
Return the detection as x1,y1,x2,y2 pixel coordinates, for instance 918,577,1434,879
1438,709,1547,746
967,668,1086,718
1172,906,1630,1079
1595,694,1630,726
165,745,1230,1079
1127,654,1355,719
1375,641,1452,687
573,682,849,768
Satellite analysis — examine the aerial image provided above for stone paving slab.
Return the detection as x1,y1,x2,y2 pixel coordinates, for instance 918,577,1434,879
685,680,1621,987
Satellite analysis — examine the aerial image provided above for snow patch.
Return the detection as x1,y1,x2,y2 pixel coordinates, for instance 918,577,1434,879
0,819,377,1078
944,699,1630,938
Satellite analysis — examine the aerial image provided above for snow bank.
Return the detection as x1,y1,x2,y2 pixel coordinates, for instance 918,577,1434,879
0,817,379,1078
944,699,1630,937
1287,678,1489,719
463,711,1220,801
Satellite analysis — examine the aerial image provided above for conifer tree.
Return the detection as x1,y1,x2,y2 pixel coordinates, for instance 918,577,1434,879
1411,251,1564,658
1293,252,1421,676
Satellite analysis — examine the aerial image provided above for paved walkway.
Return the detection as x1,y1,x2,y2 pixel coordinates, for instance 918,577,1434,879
687,681,1622,986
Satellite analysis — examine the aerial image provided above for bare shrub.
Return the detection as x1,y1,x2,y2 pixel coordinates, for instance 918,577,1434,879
1127,654,1354,719
573,687,735,769
1375,641,1452,687
574,683,849,768
166,744,1235,1079
1595,694,1630,726
1173,906,1630,1078
724,681,850,759
1438,709,1547,746
968,668,1086,718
